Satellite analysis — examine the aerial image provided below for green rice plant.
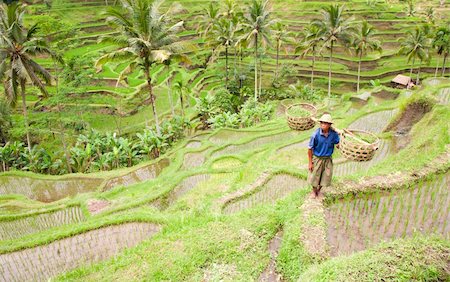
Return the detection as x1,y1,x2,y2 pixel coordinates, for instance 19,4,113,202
387,197,397,228
286,106,312,117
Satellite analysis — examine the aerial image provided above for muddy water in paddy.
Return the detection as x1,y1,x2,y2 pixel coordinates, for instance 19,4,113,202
0,177,103,203
259,230,284,282
209,129,256,145
223,174,307,214
185,140,202,149
104,158,169,190
0,207,85,241
326,173,450,257
348,109,398,134
0,222,161,282
151,174,211,210
212,131,299,158
181,152,206,170
209,127,280,145
277,139,310,153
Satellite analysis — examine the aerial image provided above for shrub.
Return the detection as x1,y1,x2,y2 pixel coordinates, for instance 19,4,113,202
239,99,274,127
288,82,323,101
0,116,188,174
208,112,240,129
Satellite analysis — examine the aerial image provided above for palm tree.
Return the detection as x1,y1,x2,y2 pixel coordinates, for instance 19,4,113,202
95,0,189,136
213,18,239,88
398,27,430,85
352,21,381,92
312,4,354,100
159,51,191,116
221,0,240,19
197,1,220,67
432,23,450,76
296,24,323,90
241,0,275,101
0,2,58,150
423,7,435,24
405,0,416,17
273,22,293,79
172,70,190,119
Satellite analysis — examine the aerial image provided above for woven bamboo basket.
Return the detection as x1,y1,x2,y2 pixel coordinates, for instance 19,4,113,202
285,103,317,131
339,129,380,162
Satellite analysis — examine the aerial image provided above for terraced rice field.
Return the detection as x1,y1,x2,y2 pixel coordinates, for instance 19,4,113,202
0,177,103,203
212,130,299,158
0,207,85,241
0,223,161,282
223,174,308,214
0,0,449,280
326,173,450,256
151,173,211,210
103,158,170,190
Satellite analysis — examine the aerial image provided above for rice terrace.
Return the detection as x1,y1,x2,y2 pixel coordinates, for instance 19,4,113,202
0,0,449,280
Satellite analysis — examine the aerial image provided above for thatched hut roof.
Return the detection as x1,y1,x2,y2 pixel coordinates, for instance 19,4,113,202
392,74,412,86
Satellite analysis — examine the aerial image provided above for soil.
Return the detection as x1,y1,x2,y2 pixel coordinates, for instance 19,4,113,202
372,90,399,100
258,230,284,282
300,197,328,258
87,199,110,214
385,101,432,134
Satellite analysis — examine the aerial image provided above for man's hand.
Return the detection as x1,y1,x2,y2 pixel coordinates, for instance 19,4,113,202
308,162,314,172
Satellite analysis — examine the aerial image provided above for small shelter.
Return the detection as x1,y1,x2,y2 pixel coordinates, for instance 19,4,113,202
391,75,414,89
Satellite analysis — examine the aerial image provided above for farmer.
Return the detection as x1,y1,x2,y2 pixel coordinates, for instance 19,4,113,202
307,113,340,198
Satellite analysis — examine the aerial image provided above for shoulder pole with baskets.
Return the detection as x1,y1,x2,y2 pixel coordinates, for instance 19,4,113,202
285,103,317,131
338,129,380,162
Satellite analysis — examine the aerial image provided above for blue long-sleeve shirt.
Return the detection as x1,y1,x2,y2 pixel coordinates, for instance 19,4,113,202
308,128,340,157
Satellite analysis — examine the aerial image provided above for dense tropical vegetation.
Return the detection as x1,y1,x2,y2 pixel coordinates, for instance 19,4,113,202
0,0,449,281
0,0,449,174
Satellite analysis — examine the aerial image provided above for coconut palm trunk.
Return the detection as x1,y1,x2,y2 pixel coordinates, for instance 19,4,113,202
357,52,362,92
327,41,333,100
179,89,185,118
225,45,229,88
276,39,280,78
416,61,421,85
54,59,73,173
442,53,448,76
254,35,258,100
20,81,31,151
409,57,415,79
259,55,262,95
434,56,440,78
144,65,161,136
311,48,316,90
166,65,175,116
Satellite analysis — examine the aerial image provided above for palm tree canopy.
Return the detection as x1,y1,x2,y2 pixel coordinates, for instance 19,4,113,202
398,26,431,63
273,22,294,48
95,0,192,73
0,1,57,106
213,17,239,49
196,1,220,38
240,0,276,48
295,24,324,57
432,23,450,55
352,21,382,56
311,4,355,51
